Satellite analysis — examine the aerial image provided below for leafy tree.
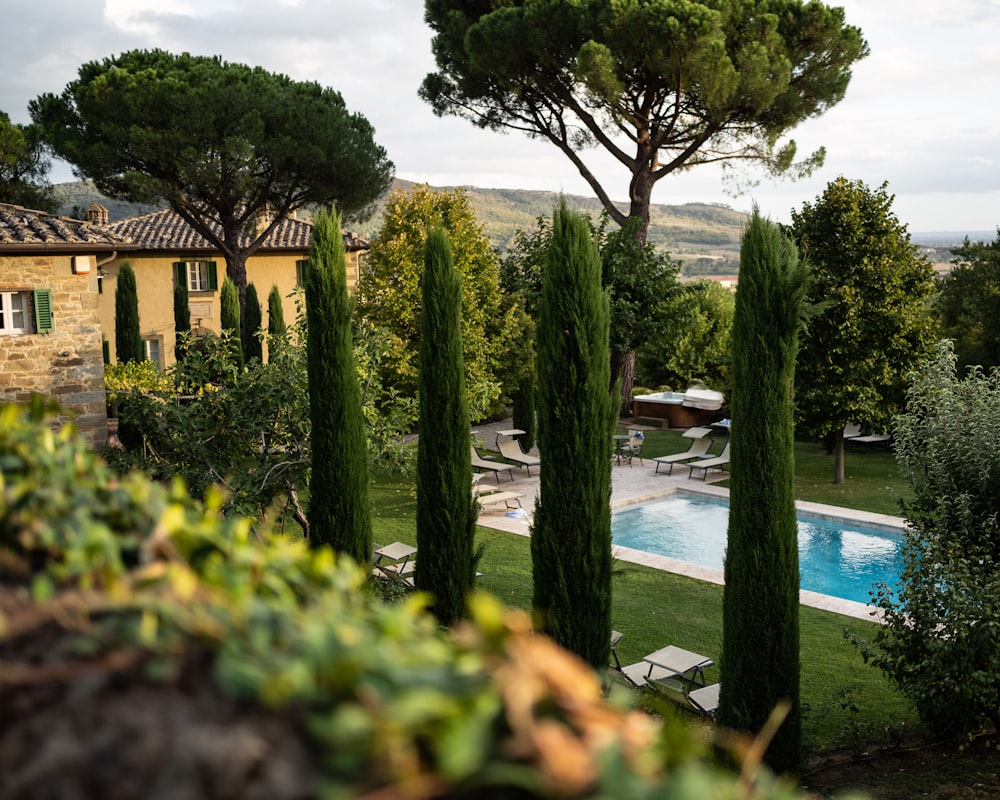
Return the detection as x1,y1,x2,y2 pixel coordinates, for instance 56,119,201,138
935,232,1000,373
220,277,244,369
415,228,478,624
532,201,614,670
267,284,287,342
858,341,1000,739
421,0,867,245
31,49,393,337
173,272,190,361
355,185,523,420
243,283,263,364
790,178,936,484
305,208,372,562
503,212,678,412
114,261,144,365
636,279,734,396
719,210,807,774
0,110,56,211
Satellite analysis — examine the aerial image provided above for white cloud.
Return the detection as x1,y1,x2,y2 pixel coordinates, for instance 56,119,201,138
2,0,999,232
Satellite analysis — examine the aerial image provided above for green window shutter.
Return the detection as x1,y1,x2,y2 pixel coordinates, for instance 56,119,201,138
296,259,308,287
173,261,187,289
206,261,218,291
33,289,53,333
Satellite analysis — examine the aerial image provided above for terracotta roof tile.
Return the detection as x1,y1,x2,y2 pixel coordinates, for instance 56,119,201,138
0,203,123,248
107,208,368,252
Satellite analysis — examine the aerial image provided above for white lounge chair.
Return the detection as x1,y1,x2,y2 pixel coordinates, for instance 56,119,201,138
653,437,712,474
471,446,517,483
496,437,540,475
687,442,730,480
653,678,720,719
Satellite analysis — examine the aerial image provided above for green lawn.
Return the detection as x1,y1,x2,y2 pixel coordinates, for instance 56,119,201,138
370,443,919,756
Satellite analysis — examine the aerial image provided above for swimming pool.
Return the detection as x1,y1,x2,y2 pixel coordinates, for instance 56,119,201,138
611,494,902,604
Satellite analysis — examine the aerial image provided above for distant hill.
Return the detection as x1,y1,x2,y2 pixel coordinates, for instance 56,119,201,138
55,179,978,275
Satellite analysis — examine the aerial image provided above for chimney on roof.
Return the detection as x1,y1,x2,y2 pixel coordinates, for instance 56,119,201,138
255,203,273,237
86,204,109,225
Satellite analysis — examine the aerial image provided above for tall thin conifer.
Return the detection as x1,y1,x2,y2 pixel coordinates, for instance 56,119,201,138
220,277,243,368
173,272,190,361
305,208,372,562
531,201,614,669
243,283,263,363
114,261,144,364
718,209,808,773
415,228,477,624
267,285,286,338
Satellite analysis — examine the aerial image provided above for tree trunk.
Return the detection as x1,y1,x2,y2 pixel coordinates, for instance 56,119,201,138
611,349,636,419
833,427,846,485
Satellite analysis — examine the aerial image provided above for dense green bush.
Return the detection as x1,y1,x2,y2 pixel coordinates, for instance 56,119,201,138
857,341,1000,739
2,401,815,799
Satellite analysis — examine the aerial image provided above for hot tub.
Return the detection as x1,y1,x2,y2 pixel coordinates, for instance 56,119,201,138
632,390,724,428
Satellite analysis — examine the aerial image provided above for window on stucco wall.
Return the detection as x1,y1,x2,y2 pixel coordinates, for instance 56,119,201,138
173,261,218,293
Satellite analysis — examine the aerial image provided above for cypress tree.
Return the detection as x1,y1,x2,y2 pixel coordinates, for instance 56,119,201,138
511,371,536,452
243,283,263,363
305,207,372,563
267,284,286,338
114,261,144,364
220,277,243,368
531,201,614,669
718,209,808,774
173,272,190,361
415,227,478,624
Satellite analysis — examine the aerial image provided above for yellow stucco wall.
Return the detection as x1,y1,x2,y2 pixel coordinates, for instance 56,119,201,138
101,249,361,368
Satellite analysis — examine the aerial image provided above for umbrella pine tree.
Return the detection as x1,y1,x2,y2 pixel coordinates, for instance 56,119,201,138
718,210,808,773
531,201,614,669
415,228,478,624
304,208,372,562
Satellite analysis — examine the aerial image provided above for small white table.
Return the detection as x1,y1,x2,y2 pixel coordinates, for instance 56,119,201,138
641,644,714,688
374,541,417,564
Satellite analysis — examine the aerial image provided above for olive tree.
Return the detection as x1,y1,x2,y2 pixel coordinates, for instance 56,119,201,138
858,341,1000,739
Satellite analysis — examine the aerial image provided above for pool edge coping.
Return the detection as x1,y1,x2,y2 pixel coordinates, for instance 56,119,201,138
480,482,896,622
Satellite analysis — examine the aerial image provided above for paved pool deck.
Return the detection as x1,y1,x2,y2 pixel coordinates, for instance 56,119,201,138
473,438,899,623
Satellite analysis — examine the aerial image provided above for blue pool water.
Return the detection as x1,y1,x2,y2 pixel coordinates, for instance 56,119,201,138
611,494,903,604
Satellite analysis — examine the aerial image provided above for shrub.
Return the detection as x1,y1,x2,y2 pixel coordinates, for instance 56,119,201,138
1,401,815,800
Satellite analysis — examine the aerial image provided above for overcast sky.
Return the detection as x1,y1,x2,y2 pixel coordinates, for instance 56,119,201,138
3,0,998,233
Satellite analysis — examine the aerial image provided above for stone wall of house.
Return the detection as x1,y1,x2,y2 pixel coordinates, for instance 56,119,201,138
0,254,108,448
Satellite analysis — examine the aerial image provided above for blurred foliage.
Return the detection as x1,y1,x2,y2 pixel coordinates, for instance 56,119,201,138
1,400,825,799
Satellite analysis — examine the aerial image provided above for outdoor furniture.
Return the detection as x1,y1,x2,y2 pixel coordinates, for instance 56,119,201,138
471,446,518,482
654,678,720,719
373,541,417,587
613,434,631,465
624,431,645,466
641,644,714,688
475,489,524,510
687,442,731,480
844,422,891,448
653,437,712,474
496,435,541,475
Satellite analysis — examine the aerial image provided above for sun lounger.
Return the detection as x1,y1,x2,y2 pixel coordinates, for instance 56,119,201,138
476,490,523,509
496,437,540,475
653,437,713,474
471,446,517,482
653,678,720,719
687,442,730,480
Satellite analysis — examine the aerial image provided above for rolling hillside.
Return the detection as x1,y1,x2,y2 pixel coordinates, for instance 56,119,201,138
54,179,963,275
